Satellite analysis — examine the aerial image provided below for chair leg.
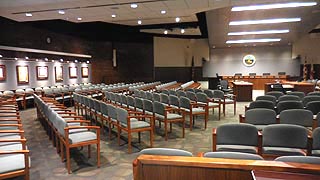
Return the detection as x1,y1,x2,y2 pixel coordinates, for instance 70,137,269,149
88,145,91,158
128,132,132,154
189,113,193,131
234,101,236,115
182,120,185,138
218,105,221,120
150,129,153,147
66,147,71,174
138,132,141,143
170,123,172,133
165,121,168,141
223,103,226,116
117,126,121,145
97,142,100,168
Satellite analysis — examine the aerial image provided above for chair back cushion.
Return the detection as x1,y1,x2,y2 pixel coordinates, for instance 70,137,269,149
245,108,276,125
140,148,192,157
279,109,313,127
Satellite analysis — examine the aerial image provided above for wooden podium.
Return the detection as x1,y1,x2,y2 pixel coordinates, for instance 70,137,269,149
232,81,253,102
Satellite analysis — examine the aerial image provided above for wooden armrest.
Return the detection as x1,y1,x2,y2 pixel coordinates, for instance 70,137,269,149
197,152,205,157
0,138,26,143
0,129,24,133
66,120,91,123
57,112,76,114
65,126,100,130
0,114,20,117
62,116,83,119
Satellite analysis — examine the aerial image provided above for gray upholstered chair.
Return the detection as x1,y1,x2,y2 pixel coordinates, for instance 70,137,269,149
196,92,220,120
186,91,197,102
278,95,301,102
287,91,305,100
168,90,177,96
134,98,144,112
153,101,185,140
218,80,233,93
275,156,320,165
276,100,304,114
126,96,135,110
186,88,195,92
302,95,320,107
160,93,170,106
256,95,276,105
240,108,277,131
262,124,309,158
213,123,260,154
140,148,192,156
307,91,320,96
203,152,263,160
145,92,153,101
194,89,203,93
169,95,180,109
203,89,214,99
100,101,111,138
120,95,128,108
279,109,313,129
152,93,161,102
213,90,236,116
266,91,284,100
306,101,320,115
143,99,154,115
312,127,320,156
161,89,169,95
179,96,208,131
248,100,275,110
176,90,187,98
106,104,119,138
116,107,153,153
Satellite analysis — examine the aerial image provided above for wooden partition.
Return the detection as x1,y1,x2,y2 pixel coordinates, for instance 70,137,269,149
265,81,315,94
134,155,320,180
223,75,288,90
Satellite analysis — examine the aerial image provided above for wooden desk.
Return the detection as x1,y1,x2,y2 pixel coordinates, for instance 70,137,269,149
265,81,315,94
223,75,289,90
134,155,320,180
252,170,320,180
232,81,253,102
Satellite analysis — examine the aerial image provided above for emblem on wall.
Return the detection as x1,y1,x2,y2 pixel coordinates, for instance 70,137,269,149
242,54,256,67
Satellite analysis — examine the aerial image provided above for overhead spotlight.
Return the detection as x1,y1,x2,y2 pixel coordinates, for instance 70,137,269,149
51,60,55,62
111,14,116,18
58,10,65,15
44,58,48,61
77,17,82,21
15,58,18,60
60,58,63,62
175,17,181,22
0,55,2,58
75,60,78,63
181,29,185,34
25,57,29,59
86,60,90,64
25,13,32,17
36,59,39,61
67,61,70,63
164,30,168,34
161,10,166,14
137,20,142,25
131,3,138,9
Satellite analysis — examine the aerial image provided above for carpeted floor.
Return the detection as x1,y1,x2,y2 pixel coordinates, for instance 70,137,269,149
14,100,251,180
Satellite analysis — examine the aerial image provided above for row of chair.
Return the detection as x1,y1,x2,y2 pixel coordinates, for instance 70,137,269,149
34,94,101,173
265,91,320,100
212,123,320,158
103,92,209,130
0,98,30,180
240,108,319,131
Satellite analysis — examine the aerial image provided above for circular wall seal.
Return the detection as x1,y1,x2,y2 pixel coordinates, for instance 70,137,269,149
242,54,256,67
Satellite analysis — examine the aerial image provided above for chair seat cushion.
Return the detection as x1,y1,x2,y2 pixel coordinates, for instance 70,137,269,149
224,99,234,103
0,143,23,151
216,145,258,154
312,150,320,156
263,147,306,156
68,131,97,144
121,121,150,129
181,107,205,113
208,102,219,107
155,113,182,120
0,154,31,174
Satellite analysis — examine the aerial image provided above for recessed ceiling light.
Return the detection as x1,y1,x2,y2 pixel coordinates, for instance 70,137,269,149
25,56,29,59
36,59,39,61
111,14,116,18
77,17,82,21
232,2,317,11
25,13,32,17
181,29,185,34
44,58,48,61
51,60,55,62
226,38,281,44
137,20,142,25
60,58,63,62
67,61,70,63
228,45,231,48
229,18,301,25
131,3,138,9
0,55,2,58
212,46,216,48
75,60,78,63
164,30,168,34
86,60,90,64
161,10,166,14
228,29,289,36
15,58,18,60
175,17,181,22
58,10,65,15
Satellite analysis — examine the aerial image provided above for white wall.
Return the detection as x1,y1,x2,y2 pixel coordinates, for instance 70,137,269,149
154,37,209,67
292,33,320,64
203,45,300,77
0,59,91,91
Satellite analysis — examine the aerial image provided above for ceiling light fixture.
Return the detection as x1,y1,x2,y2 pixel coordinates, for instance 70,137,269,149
226,38,281,44
111,14,116,18
58,10,65,15
181,29,185,34
161,10,166,14
232,2,317,11
25,13,32,17
229,18,301,25
164,30,168,34
0,55,2,58
137,20,142,25
175,17,181,22
131,3,138,9
60,58,63,62
15,58,18,60
44,58,48,61
25,57,29,59
77,17,82,21
228,29,289,36
51,60,55,62
75,60,78,63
